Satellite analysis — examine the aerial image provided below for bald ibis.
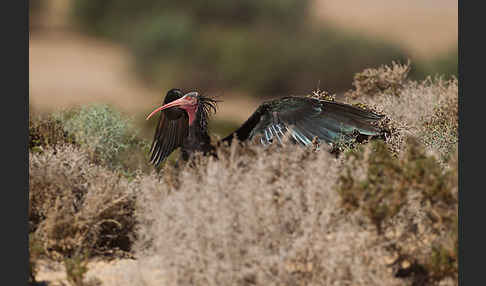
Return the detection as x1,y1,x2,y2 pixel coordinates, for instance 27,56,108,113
146,88,385,166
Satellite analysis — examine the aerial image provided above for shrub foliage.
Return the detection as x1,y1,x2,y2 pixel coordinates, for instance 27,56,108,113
54,105,151,173
337,138,457,284
29,113,76,152
29,146,137,260
29,62,458,285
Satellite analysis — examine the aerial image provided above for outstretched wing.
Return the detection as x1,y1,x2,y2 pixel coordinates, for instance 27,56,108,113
221,97,384,147
149,111,189,166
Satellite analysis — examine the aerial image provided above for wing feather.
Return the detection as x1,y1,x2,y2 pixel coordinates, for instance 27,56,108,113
221,97,384,148
149,111,189,166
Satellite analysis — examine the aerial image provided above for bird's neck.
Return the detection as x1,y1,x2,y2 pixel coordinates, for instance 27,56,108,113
181,108,214,160
185,104,198,125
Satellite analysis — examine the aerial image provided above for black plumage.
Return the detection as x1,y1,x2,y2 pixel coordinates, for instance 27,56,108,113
149,89,189,165
148,89,217,166
147,89,385,166
221,96,384,147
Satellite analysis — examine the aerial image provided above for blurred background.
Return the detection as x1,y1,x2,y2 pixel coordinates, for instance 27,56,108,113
29,0,457,140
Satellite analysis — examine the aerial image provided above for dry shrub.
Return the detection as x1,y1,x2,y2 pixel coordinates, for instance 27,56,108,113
425,90,458,135
347,73,458,161
337,138,458,285
307,88,336,101
29,145,137,260
29,113,77,152
422,81,459,162
29,62,458,286
84,66,456,285
127,143,405,286
345,61,411,99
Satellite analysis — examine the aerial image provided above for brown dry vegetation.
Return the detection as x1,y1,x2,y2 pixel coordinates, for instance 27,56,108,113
29,145,137,260
344,61,458,162
29,62,458,286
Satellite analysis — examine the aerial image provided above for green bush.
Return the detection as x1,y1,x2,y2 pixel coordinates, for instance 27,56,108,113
431,49,458,78
58,105,149,171
64,253,102,286
72,0,409,94
413,49,458,80
29,0,45,16
72,0,308,37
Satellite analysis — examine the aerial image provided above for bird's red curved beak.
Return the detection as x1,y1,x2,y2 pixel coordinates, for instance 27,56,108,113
146,92,199,123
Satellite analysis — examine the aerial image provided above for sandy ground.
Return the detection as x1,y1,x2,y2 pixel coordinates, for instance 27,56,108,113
30,31,157,115
312,0,458,59
34,259,147,286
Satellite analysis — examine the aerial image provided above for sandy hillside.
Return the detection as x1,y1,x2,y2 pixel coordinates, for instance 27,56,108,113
312,0,458,59
29,31,261,121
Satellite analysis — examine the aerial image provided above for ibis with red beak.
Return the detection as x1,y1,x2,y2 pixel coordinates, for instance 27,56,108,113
146,88,385,166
